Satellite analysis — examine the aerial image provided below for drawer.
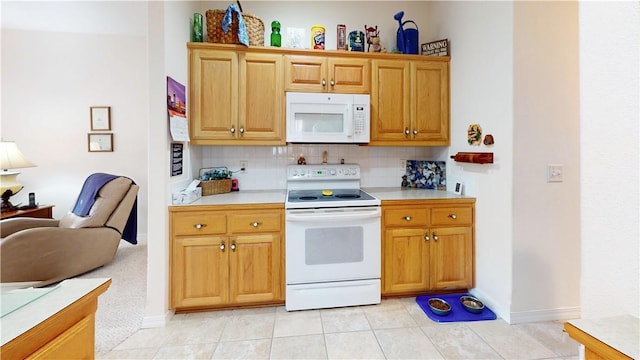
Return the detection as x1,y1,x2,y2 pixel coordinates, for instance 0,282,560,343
172,212,226,235
229,211,282,233
384,208,429,227
431,207,473,226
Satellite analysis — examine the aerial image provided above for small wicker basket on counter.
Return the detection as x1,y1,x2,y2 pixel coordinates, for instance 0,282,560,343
198,178,232,196
198,167,232,195
205,1,264,46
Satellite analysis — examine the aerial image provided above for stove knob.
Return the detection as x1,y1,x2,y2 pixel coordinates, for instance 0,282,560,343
330,169,336,176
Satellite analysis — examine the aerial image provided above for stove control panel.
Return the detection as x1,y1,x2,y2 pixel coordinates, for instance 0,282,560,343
288,165,360,180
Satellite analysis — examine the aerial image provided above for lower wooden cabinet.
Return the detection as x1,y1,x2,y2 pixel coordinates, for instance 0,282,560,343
169,205,284,311
382,200,475,296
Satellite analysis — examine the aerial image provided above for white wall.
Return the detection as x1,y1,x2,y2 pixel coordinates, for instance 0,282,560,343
1,1,149,237
426,1,515,321
579,1,640,318
511,1,581,322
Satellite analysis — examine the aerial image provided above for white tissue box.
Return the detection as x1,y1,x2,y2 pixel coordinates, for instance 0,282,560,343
172,187,202,204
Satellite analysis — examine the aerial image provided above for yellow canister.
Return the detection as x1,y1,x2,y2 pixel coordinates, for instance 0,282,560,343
311,25,325,50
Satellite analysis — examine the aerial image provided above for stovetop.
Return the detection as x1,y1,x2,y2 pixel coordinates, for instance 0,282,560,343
285,164,380,209
286,188,379,209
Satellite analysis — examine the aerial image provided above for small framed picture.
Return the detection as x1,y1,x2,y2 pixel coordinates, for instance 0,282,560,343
454,182,463,195
88,133,113,152
90,106,111,131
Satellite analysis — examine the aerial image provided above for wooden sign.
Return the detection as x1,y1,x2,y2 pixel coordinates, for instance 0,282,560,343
421,38,449,56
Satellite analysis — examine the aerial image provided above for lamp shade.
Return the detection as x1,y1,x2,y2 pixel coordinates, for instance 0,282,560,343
0,141,36,170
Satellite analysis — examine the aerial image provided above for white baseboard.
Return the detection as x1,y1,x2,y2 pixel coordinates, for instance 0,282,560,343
468,288,580,324
509,307,581,324
141,309,174,328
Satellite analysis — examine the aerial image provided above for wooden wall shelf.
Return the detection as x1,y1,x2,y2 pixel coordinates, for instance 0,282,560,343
450,152,494,164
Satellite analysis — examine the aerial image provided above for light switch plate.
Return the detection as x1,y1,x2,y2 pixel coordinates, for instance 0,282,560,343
547,164,563,183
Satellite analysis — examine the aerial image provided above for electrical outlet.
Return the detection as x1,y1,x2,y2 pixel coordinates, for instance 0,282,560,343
400,159,407,169
547,164,563,183
240,160,248,173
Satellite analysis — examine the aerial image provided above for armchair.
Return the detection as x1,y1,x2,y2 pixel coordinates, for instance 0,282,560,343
1,176,139,287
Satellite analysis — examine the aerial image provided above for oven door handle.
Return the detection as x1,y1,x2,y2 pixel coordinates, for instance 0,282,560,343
286,208,381,222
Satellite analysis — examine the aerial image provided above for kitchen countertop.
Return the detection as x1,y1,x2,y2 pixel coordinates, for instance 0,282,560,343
172,189,287,207
1,278,111,347
364,187,474,201
170,188,472,208
565,315,639,359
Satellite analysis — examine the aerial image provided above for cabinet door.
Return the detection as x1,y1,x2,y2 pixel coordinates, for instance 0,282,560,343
238,53,285,143
284,55,327,92
411,61,449,144
328,57,370,93
370,60,411,143
229,233,282,304
172,236,229,308
382,228,429,295
429,227,473,290
189,49,238,142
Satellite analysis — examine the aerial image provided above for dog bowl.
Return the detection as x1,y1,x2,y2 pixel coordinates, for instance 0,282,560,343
428,298,451,316
460,296,485,314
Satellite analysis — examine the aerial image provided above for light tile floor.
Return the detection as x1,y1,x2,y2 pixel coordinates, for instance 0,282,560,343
98,298,580,360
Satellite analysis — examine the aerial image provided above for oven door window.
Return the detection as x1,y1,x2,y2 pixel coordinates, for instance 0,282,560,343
305,227,363,265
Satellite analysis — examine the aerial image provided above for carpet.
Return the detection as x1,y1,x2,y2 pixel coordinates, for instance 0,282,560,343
76,242,146,353
416,293,497,323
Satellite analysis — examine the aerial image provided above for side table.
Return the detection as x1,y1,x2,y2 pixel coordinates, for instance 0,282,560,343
0,205,54,220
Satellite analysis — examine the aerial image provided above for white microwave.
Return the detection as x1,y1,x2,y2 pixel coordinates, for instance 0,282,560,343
286,92,370,143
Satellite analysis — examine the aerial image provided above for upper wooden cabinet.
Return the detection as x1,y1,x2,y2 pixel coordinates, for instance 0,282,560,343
187,43,450,146
370,58,450,146
284,55,370,93
188,45,285,145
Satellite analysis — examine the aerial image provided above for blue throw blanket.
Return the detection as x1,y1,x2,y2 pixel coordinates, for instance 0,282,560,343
72,173,138,245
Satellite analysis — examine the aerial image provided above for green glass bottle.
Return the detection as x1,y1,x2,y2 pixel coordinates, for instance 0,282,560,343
192,13,203,42
270,21,281,47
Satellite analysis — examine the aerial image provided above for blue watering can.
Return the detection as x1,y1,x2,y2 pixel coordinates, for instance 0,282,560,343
394,11,419,54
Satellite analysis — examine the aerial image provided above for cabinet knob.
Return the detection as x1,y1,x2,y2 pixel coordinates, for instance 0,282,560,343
194,223,207,229
403,216,412,221
413,129,418,135
220,242,226,252
448,214,457,219
239,127,245,135
433,234,439,241
231,242,236,251
322,78,326,87
424,234,429,241
330,79,335,87
404,128,410,136
251,221,262,228
230,126,236,134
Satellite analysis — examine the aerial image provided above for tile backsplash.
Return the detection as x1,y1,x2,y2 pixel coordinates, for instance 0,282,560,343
200,144,448,190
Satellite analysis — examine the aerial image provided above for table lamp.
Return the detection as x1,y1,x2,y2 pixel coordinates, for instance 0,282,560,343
0,141,36,212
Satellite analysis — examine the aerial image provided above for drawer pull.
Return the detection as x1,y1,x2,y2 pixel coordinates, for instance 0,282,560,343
330,79,335,87
448,214,457,219
433,234,439,241
220,242,225,252
231,242,236,251
251,221,262,228
322,78,326,87
404,128,410,136
230,126,236,134
239,126,245,135
424,234,429,241
194,223,207,229
403,216,412,221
